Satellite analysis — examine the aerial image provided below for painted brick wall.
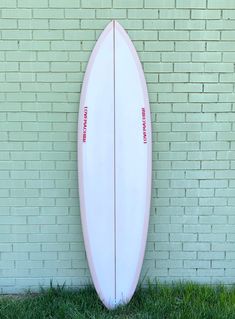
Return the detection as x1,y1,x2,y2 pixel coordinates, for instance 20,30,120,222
1,0,235,293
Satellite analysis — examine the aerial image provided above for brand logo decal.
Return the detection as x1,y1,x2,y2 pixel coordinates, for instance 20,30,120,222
82,106,88,143
141,107,147,144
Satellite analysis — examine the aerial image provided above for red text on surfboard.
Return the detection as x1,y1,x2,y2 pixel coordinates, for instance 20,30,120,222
141,107,147,144
83,106,88,143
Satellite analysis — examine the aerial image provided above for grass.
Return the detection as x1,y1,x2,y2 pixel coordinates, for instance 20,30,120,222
0,282,235,318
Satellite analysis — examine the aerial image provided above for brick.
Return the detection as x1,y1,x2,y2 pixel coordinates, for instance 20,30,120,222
175,20,205,30
49,0,79,7
176,41,205,51
0,19,17,28
160,73,189,83
159,31,189,40
2,8,32,18
144,20,173,30
145,41,174,51
114,0,143,8
81,0,112,8
159,9,190,19
162,52,190,62
207,20,235,30
223,53,235,62
223,10,235,19
0,0,16,7
187,132,216,141
190,31,220,40
208,42,235,51
189,93,217,103
128,9,156,19
18,19,49,29
173,83,202,92
192,52,221,62
33,30,63,40
145,0,175,8
174,63,204,72
208,0,235,9
2,30,32,39
191,9,221,19
176,0,206,8
6,51,36,61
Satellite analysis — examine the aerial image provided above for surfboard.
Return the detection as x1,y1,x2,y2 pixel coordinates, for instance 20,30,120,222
78,20,152,309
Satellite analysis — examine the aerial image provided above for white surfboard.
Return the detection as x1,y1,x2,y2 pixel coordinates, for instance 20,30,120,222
78,20,152,309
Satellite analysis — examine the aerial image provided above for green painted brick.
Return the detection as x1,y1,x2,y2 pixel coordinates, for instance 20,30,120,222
160,73,188,82
202,103,231,112
51,40,81,51
173,83,202,92
128,8,157,19
174,63,204,72
38,51,68,61
218,93,235,103
176,0,206,9
159,9,190,19
9,132,38,141
205,63,234,72
114,0,143,8
33,8,64,18
0,0,16,7
207,41,235,52
0,19,17,29
223,10,235,19
65,30,95,40
2,8,32,18
191,9,221,19
18,0,48,7
0,83,20,92
64,8,94,18
221,31,235,40
175,41,205,51
33,30,63,40
49,0,80,7
18,19,49,29
204,84,233,93
207,20,235,30
192,52,221,62
190,30,220,40
81,0,112,8
208,0,235,9
20,62,49,72
190,73,218,83
145,0,175,8
21,83,50,92
2,30,32,39
36,93,67,102
50,19,80,29
6,89,34,100
175,20,205,30
37,73,66,82
172,103,201,112
189,93,217,103
19,40,50,51
6,51,36,61
159,31,189,40
144,63,172,72
145,41,174,51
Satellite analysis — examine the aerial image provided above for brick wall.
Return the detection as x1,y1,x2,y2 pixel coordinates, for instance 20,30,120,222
1,0,235,293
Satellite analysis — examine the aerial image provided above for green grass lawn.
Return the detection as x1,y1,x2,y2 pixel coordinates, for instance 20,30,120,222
1,282,235,319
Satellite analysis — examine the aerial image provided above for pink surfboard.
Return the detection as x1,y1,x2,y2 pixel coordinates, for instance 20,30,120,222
78,20,152,309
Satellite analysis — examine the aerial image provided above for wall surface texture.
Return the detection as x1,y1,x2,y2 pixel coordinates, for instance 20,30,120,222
1,0,235,293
